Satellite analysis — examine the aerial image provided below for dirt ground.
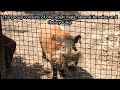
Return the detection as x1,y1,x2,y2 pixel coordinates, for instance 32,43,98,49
1,11,120,79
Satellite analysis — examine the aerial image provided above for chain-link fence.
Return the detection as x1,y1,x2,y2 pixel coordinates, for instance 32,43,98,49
0,11,120,79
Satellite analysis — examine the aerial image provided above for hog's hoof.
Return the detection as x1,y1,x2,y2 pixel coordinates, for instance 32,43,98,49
53,76,57,79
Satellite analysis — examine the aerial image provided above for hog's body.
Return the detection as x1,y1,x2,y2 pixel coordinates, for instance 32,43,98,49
39,24,70,60
39,24,81,79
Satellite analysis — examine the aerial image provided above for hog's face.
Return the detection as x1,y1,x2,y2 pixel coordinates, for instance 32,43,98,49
59,35,81,71
51,34,81,70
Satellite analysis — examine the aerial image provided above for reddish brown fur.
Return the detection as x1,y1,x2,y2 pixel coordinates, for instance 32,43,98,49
39,24,81,79
40,24,71,61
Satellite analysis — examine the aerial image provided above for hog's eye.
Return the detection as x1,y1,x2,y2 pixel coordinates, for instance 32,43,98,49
62,45,65,49
62,46,65,49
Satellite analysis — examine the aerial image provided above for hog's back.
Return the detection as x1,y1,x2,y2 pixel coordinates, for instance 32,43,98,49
39,24,71,59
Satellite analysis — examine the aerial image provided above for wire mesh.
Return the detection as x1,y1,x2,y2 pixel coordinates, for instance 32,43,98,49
0,11,120,79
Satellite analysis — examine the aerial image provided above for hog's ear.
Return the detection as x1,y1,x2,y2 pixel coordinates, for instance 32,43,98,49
73,35,81,43
51,33,61,43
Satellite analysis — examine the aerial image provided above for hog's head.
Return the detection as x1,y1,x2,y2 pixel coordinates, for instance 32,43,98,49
52,34,81,71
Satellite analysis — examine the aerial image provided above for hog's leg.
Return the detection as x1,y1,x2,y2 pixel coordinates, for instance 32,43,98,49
59,68,65,79
51,63,58,79
40,45,47,59
40,43,49,61
39,38,47,60
58,64,65,79
42,52,47,59
58,56,66,79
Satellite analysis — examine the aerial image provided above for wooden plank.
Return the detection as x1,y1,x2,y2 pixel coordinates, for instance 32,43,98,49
0,17,1,79
0,15,6,79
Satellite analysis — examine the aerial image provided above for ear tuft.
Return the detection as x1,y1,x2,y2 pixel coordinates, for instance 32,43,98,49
74,35,81,43
51,33,61,43
51,33,56,41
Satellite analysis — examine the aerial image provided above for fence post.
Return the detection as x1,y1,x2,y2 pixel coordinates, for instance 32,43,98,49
0,13,6,79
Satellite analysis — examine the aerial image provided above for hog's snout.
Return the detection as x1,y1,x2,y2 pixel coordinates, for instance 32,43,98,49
68,66,77,71
68,61,77,71
62,51,80,71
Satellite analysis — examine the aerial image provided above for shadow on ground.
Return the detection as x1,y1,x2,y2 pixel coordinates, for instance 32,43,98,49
6,56,51,79
6,56,93,79
65,66,94,79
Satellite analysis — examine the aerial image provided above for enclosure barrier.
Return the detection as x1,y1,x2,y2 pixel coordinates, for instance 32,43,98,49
0,11,120,79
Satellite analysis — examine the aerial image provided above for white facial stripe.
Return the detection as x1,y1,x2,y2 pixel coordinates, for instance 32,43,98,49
60,25,65,30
